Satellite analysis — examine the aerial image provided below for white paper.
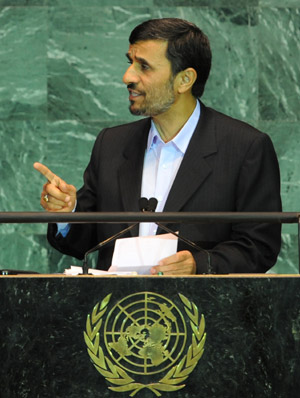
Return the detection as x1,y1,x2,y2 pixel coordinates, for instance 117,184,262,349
64,265,137,276
109,233,178,275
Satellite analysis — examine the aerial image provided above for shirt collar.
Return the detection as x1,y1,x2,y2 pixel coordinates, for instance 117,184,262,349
147,100,201,154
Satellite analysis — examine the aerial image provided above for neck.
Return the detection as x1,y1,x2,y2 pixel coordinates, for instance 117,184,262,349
152,95,197,143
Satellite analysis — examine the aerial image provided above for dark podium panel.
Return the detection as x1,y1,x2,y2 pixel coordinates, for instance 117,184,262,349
1,275,300,398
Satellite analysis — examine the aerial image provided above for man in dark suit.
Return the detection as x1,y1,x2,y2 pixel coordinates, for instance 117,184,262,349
34,18,281,274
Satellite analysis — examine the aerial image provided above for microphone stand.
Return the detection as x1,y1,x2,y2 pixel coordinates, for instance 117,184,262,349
155,222,212,274
147,197,212,274
81,198,149,275
81,223,137,275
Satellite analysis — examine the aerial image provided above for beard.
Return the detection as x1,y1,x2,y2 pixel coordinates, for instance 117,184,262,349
128,76,175,117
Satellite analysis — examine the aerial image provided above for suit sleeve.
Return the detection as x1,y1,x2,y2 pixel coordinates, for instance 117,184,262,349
47,130,106,260
194,133,282,274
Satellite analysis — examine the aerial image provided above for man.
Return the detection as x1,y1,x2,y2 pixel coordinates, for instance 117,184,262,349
34,18,282,274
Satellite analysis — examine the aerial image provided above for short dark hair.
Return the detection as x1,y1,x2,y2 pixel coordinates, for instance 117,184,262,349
129,18,212,98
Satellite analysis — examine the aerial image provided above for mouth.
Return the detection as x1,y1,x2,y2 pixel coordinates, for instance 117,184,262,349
128,88,144,101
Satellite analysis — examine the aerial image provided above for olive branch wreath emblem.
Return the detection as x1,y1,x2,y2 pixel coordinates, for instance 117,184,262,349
84,293,206,397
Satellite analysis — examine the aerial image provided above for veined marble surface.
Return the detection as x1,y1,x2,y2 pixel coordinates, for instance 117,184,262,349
0,1,299,273
1,276,300,397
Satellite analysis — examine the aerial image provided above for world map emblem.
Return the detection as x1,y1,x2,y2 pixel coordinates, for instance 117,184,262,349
84,292,206,396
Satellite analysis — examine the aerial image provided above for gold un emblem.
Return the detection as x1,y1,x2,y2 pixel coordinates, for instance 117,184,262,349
84,291,206,396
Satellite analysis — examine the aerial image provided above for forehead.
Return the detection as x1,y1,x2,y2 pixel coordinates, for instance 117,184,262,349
127,40,170,66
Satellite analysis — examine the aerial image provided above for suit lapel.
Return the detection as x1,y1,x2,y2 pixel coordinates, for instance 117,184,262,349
116,104,217,235
164,103,217,212
118,118,150,235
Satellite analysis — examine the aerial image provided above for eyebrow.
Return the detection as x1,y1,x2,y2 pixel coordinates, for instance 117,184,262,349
125,52,152,68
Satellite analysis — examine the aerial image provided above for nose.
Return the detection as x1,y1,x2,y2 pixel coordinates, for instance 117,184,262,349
123,64,139,86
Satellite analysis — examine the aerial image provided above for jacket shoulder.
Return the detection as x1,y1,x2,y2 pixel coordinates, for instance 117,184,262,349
203,104,266,140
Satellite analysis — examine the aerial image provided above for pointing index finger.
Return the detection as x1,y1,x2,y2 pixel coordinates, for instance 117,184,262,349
33,162,58,185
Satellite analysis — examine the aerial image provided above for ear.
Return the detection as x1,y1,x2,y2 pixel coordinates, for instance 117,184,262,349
177,68,197,94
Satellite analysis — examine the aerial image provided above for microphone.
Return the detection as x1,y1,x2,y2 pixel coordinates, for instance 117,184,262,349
81,198,148,275
147,197,158,212
145,197,212,274
138,197,149,212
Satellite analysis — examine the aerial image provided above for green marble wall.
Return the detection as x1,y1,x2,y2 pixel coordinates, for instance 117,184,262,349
0,1,299,273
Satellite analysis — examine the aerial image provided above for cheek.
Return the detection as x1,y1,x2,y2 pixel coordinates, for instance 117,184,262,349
146,81,163,95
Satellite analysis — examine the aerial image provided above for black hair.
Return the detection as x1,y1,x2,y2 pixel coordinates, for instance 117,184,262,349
129,18,212,98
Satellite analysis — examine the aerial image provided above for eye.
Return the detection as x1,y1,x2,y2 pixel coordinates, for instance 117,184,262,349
141,63,150,71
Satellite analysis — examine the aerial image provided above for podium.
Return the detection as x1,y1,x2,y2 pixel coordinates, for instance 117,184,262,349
1,274,300,398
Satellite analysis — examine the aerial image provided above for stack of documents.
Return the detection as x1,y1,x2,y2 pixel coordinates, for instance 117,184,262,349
64,233,178,275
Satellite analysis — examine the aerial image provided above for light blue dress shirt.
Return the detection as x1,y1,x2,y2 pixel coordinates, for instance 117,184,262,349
139,100,200,236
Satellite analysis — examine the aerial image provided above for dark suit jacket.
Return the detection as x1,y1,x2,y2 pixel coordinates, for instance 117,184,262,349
48,102,282,273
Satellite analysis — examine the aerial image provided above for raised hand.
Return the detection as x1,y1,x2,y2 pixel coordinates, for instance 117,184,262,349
33,162,77,212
